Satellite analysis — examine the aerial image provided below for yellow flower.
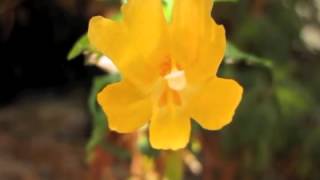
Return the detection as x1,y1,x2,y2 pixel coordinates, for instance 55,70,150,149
88,0,243,150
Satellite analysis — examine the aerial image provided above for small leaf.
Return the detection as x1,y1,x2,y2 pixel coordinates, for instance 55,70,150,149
110,12,123,21
67,34,89,60
215,0,238,2
163,0,174,22
225,42,273,68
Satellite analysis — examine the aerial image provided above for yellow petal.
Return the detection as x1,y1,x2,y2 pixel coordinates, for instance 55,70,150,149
190,77,243,130
170,0,212,60
121,0,169,87
170,0,226,83
89,0,168,92
149,104,191,150
186,25,226,84
97,80,152,133
88,16,127,65
121,0,168,58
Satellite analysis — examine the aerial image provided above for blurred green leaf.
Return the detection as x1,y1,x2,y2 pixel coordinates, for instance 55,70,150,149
103,141,131,160
163,0,174,22
215,0,238,2
275,82,312,119
111,12,123,21
86,74,121,152
138,133,159,157
67,34,89,60
225,43,273,68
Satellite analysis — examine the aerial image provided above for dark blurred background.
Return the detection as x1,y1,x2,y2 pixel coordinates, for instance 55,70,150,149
0,0,100,179
0,0,92,104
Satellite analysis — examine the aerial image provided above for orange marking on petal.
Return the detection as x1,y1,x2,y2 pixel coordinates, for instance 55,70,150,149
158,89,168,107
171,90,182,106
159,56,172,76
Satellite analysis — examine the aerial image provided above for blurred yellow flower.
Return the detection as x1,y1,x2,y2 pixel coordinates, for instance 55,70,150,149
88,0,243,150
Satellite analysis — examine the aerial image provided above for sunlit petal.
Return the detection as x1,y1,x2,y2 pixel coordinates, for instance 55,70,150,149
89,0,169,92
88,16,127,65
149,104,191,150
190,77,243,130
98,80,152,133
170,0,226,83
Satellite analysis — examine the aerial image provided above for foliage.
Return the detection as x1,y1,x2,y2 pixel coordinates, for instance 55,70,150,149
86,74,121,152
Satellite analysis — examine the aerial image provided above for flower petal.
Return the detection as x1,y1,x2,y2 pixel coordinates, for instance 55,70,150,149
121,0,168,58
149,105,191,150
186,25,226,84
97,80,152,133
88,0,168,92
88,16,127,65
170,0,226,83
190,77,243,130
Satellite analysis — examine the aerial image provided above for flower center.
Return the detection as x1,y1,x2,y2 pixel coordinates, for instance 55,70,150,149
164,69,187,91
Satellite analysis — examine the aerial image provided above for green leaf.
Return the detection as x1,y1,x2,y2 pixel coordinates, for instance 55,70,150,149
163,0,174,22
110,12,123,21
86,74,121,153
275,82,312,119
67,9,122,62
67,34,89,60
215,0,238,2
225,43,273,68
138,133,159,157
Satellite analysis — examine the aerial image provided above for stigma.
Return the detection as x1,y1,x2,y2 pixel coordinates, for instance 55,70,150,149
164,69,187,91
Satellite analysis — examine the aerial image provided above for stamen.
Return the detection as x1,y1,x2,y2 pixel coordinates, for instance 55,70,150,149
164,70,187,91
